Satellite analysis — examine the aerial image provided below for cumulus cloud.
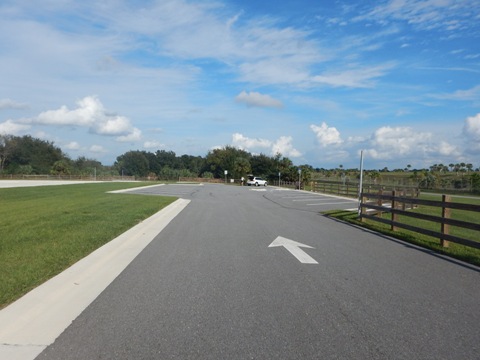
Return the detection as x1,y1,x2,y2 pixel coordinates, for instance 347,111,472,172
232,132,272,149
463,113,480,140
231,133,301,157
29,96,141,141
144,140,165,149
0,119,31,134
362,125,460,160
364,126,428,159
463,113,480,153
90,145,106,153
310,122,343,147
116,128,142,142
64,141,81,150
235,91,283,108
272,136,301,158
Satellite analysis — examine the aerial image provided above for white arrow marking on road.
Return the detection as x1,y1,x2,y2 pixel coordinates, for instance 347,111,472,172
268,236,318,264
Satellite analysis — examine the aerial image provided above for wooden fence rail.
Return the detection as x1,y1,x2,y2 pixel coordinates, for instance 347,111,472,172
360,191,480,250
311,180,420,199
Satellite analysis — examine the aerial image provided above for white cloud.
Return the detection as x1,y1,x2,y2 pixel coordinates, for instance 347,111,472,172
116,128,142,142
365,126,426,159
231,133,300,157
312,63,394,88
28,96,142,141
310,122,343,147
272,136,301,158
0,98,28,110
463,113,480,140
65,141,81,150
356,0,479,32
235,91,283,108
90,145,106,153
93,116,132,136
232,133,272,149
436,141,458,156
463,113,480,154
0,119,30,134
362,125,458,160
432,85,480,102
144,140,165,149
239,58,311,86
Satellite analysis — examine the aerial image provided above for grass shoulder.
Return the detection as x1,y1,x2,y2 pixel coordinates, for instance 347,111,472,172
323,209,480,267
0,182,176,309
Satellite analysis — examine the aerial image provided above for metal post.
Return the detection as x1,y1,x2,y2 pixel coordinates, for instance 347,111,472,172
358,150,364,215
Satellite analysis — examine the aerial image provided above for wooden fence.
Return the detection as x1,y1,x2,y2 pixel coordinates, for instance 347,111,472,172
311,180,420,199
359,190,480,250
177,177,223,183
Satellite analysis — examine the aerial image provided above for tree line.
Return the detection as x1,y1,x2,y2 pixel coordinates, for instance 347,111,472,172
0,135,309,182
114,146,307,182
1,134,479,192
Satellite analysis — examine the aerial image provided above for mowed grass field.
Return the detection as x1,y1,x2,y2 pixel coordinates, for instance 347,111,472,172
0,182,176,309
326,193,480,266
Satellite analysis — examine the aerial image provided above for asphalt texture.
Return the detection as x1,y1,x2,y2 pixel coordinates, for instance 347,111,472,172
34,184,480,359
2,182,479,359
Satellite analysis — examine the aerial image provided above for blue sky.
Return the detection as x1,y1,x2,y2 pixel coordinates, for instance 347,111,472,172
1,0,479,170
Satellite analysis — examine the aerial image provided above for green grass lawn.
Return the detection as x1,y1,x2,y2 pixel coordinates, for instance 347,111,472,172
324,193,480,266
0,182,176,308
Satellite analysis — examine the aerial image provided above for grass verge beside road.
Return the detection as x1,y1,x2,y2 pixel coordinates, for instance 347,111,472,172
0,182,176,309
324,195,480,267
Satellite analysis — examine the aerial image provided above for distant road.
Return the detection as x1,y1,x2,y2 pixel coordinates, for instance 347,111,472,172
9,183,480,359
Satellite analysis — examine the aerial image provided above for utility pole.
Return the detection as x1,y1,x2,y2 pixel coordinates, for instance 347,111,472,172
358,150,364,215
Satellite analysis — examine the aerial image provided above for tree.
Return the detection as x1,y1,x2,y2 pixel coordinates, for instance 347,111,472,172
51,160,72,175
233,157,251,179
155,150,178,170
72,156,102,176
115,151,149,177
203,146,251,179
471,173,480,194
2,135,65,174
179,154,204,176
0,134,15,173
251,153,276,178
298,164,312,184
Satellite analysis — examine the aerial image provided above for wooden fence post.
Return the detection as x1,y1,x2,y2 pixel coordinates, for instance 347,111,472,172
441,195,451,248
391,190,398,231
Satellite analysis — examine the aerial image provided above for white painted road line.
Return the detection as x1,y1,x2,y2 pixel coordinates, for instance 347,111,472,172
292,198,329,202
306,201,357,206
0,198,190,360
107,183,165,193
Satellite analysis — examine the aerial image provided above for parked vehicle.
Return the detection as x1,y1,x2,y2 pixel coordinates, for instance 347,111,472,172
247,176,267,186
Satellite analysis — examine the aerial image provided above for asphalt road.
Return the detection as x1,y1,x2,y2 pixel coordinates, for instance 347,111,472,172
37,184,479,359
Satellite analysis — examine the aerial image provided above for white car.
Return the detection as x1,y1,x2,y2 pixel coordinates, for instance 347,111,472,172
247,176,267,186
